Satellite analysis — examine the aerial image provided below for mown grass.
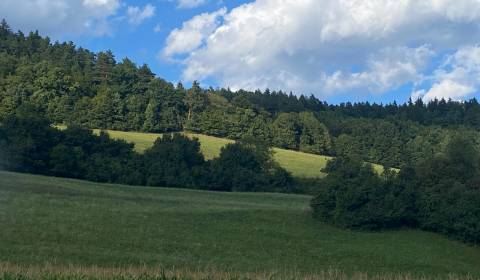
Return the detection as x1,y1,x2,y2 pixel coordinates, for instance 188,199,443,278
0,171,479,279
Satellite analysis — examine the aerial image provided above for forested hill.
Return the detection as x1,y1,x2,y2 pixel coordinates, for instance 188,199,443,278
1,20,480,168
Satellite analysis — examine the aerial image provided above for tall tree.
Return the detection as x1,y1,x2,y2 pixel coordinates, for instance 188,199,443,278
94,50,116,85
185,81,207,121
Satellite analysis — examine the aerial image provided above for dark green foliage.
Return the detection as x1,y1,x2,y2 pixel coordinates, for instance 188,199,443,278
311,155,417,230
0,109,293,193
312,136,480,244
298,112,331,154
271,111,333,153
186,106,273,143
143,134,206,188
3,21,480,170
185,81,208,122
0,105,60,173
209,138,293,192
415,136,480,243
271,112,300,150
0,107,142,185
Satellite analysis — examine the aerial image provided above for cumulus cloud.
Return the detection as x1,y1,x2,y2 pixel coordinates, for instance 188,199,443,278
162,8,226,58
164,0,480,99
415,45,480,101
177,0,208,9
126,4,156,26
0,0,121,37
420,81,474,101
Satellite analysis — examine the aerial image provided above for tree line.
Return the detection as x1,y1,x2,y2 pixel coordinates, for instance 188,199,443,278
0,106,294,193
2,20,480,169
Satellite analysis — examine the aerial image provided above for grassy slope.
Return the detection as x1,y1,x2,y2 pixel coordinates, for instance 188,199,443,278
1,171,479,278
92,129,347,178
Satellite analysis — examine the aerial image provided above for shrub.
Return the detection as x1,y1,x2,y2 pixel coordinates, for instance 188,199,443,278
311,155,417,230
143,133,207,188
312,136,480,244
209,138,293,192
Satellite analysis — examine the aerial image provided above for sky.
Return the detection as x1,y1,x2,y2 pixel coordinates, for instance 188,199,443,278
2,0,480,104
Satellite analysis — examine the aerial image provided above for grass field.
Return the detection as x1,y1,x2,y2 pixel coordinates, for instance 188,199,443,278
1,171,479,279
90,129,375,178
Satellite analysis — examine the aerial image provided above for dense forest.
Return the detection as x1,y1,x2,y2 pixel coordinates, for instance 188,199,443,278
1,20,480,244
1,20,480,169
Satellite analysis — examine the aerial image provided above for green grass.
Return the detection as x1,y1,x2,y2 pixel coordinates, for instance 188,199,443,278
1,171,479,279
95,130,234,160
98,129,333,178
90,129,350,178
56,126,386,178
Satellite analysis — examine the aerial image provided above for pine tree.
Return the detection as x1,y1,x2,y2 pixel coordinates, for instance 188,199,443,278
185,81,207,121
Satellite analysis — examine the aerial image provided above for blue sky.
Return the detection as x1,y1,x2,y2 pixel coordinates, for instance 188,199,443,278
73,0,253,87
2,0,480,104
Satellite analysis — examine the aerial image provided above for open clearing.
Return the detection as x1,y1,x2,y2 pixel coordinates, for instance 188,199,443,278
0,171,479,279
92,129,382,178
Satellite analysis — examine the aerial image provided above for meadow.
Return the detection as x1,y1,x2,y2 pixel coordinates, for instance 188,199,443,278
90,129,386,178
1,171,479,279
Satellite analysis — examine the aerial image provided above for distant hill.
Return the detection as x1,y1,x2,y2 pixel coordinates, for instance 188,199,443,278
2,20,480,171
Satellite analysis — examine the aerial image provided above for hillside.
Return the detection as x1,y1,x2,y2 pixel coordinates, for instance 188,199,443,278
1,171,479,279
90,128,333,178
3,21,480,173
89,128,384,178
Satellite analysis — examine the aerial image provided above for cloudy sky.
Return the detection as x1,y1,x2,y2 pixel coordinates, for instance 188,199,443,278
2,0,480,103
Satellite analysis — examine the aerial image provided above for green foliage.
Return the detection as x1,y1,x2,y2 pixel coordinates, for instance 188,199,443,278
311,155,416,230
271,112,300,149
270,112,331,154
298,112,331,154
0,110,295,193
209,137,293,192
185,81,208,122
83,128,336,179
415,136,480,243
90,85,125,129
313,136,480,244
143,134,206,188
0,105,59,173
3,21,480,170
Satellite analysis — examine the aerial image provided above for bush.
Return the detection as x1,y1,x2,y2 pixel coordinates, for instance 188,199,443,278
0,105,60,173
312,136,480,244
143,133,207,188
415,136,480,243
311,155,417,230
209,138,293,192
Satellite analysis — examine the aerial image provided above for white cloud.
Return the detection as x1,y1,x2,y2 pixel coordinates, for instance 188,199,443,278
127,4,156,26
164,0,480,99
154,24,162,33
177,0,208,9
162,8,226,58
320,46,434,95
0,0,121,37
414,45,480,101
421,80,474,101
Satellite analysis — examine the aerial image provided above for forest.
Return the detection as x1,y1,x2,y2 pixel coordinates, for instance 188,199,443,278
2,20,480,169
1,20,480,245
